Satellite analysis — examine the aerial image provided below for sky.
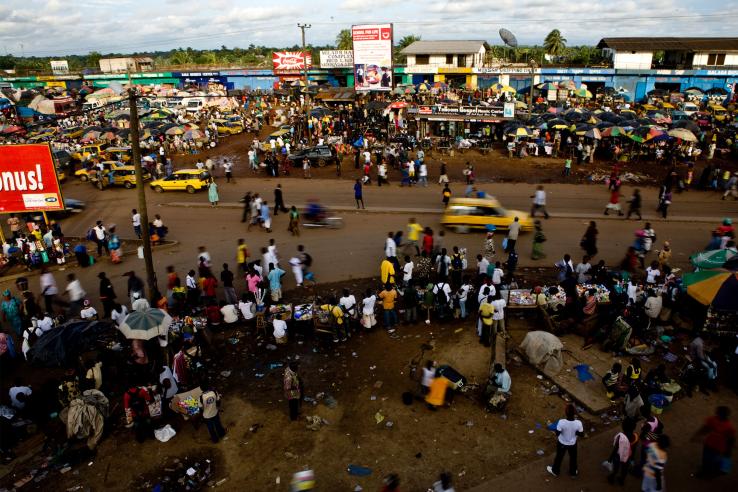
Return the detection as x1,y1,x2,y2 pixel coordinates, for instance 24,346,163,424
1,0,737,57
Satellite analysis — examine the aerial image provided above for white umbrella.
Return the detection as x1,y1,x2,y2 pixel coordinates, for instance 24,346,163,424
117,308,172,340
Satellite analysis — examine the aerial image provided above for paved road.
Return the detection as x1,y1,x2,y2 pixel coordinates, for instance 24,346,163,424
2,177,733,299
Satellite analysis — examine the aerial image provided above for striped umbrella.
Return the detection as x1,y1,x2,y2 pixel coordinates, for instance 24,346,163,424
601,126,628,138
117,308,172,340
683,270,738,310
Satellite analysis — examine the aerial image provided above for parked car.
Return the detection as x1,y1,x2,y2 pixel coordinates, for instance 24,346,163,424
90,166,151,189
287,145,336,167
75,160,126,181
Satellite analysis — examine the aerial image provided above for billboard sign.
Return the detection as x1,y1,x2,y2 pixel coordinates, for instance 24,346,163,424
272,51,312,72
352,23,393,91
50,60,69,76
0,144,64,213
320,50,354,68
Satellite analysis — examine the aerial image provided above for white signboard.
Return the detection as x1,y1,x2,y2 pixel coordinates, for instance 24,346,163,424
503,102,515,118
50,60,69,75
320,50,354,69
352,23,393,92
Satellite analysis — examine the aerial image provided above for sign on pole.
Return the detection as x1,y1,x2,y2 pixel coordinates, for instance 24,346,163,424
352,24,393,92
272,52,312,72
0,144,64,213
319,50,354,69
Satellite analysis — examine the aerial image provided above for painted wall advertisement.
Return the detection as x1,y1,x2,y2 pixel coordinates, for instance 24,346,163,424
0,144,64,213
319,50,354,69
352,24,393,92
272,52,312,72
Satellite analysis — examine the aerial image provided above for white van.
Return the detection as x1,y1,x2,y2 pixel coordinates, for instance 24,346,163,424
680,101,699,116
182,97,205,113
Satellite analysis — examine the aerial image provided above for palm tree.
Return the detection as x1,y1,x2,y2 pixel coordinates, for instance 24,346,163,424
335,29,353,50
543,29,567,57
394,34,421,64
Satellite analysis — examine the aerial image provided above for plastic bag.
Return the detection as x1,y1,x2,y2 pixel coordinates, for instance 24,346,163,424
154,424,177,442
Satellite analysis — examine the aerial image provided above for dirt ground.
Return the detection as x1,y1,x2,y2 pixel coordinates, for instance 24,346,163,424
170,127,735,187
3,272,616,492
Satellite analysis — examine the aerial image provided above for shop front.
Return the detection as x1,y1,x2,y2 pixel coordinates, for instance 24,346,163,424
410,105,509,139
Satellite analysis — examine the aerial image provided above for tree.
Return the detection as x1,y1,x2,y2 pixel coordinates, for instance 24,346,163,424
543,29,567,57
86,51,102,70
335,29,352,50
394,34,421,64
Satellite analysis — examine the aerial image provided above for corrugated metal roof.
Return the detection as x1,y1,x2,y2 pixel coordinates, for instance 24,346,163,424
401,40,488,55
597,37,738,51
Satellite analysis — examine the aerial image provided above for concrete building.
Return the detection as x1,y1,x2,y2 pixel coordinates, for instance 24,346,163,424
597,37,738,70
99,57,154,74
401,40,490,87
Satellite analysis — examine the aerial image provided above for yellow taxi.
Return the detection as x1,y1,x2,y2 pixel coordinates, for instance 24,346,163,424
75,160,126,181
213,119,244,136
149,169,211,194
61,127,85,139
71,143,109,162
91,166,151,189
708,104,728,122
104,146,132,162
441,196,534,233
56,168,67,182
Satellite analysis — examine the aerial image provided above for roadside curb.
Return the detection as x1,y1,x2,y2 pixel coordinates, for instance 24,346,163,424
161,202,721,223
0,239,180,282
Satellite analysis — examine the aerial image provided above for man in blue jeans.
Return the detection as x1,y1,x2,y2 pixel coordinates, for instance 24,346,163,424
200,386,226,443
379,283,398,334
548,403,584,477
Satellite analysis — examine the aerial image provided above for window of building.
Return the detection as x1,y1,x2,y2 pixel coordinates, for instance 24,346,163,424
445,54,453,64
706,53,726,66
457,55,466,67
416,55,429,65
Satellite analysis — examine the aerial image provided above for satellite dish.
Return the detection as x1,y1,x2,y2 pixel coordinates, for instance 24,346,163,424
499,28,518,48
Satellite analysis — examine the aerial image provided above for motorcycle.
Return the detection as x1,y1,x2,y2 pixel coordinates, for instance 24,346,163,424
302,203,343,229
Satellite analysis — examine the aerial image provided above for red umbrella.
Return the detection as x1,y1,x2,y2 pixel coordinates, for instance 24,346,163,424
389,101,408,109
2,125,24,134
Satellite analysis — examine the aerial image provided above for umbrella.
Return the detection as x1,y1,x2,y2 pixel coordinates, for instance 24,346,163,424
584,128,602,139
117,308,172,340
417,82,431,92
683,270,738,310
684,87,704,94
100,131,117,141
667,128,697,142
404,86,416,94
389,101,408,109
82,130,101,140
619,109,637,120
601,126,628,138
643,127,666,141
165,126,185,135
706,87,727,95
574,88,593,99
672,119,699,133
27,320,114,367
506,127,532,137
309,107,334,118
558,80,576,90
690,247,738,270
536,82,558,91
546,118,569,129
183,129,204,140
2,125,24,134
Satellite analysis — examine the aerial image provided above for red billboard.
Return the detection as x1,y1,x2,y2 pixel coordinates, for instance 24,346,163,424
0,144,64,213
272,51,312,72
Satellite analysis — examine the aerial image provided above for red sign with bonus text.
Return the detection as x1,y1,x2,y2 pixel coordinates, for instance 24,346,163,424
0,144,64,213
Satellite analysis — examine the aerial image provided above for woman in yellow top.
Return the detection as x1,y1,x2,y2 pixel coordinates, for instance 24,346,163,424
236,239,248,273
320,296,346,343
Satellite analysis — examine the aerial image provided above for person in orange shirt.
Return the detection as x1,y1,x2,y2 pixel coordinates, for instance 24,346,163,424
379,283,398,333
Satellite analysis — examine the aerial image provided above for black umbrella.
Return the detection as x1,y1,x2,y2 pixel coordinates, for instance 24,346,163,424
706,87,727,95
599,112,619,122
27,320,114,367
597,87,617,95
647,89,669,97
596,121,615,129
619,111,636,120
673,119,700,132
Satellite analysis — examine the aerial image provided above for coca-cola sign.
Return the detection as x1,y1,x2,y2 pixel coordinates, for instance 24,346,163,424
272,51,312,72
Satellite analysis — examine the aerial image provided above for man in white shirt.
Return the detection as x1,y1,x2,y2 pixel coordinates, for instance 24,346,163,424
65,273,86,315
531,185,550,219
477,254,490,278
92,221,109,257
273,318,287,341
131,209,142,238
385,233,397,258
506,217,521,253
80,300,98,320
221,303,239,324
238,295,256,320
575,257,592,284
339,289,357,330
645,262,661,285
402,256,414,286
548,404,584,477
492,262,504,287
491,293,507,336
39,268,58,314
419,163,428,187
363,150,371,165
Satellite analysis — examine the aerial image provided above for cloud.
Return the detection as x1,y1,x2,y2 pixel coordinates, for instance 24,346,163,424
339,0,402,12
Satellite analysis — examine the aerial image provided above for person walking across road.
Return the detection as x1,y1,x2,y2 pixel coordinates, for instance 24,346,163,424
354,179,365,209
506,217,520,253
530,185,550,219
274,184,288,215
131,209,142,239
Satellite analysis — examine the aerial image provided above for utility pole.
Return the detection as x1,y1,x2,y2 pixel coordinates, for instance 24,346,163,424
128,88,158,299
298,23,312,145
